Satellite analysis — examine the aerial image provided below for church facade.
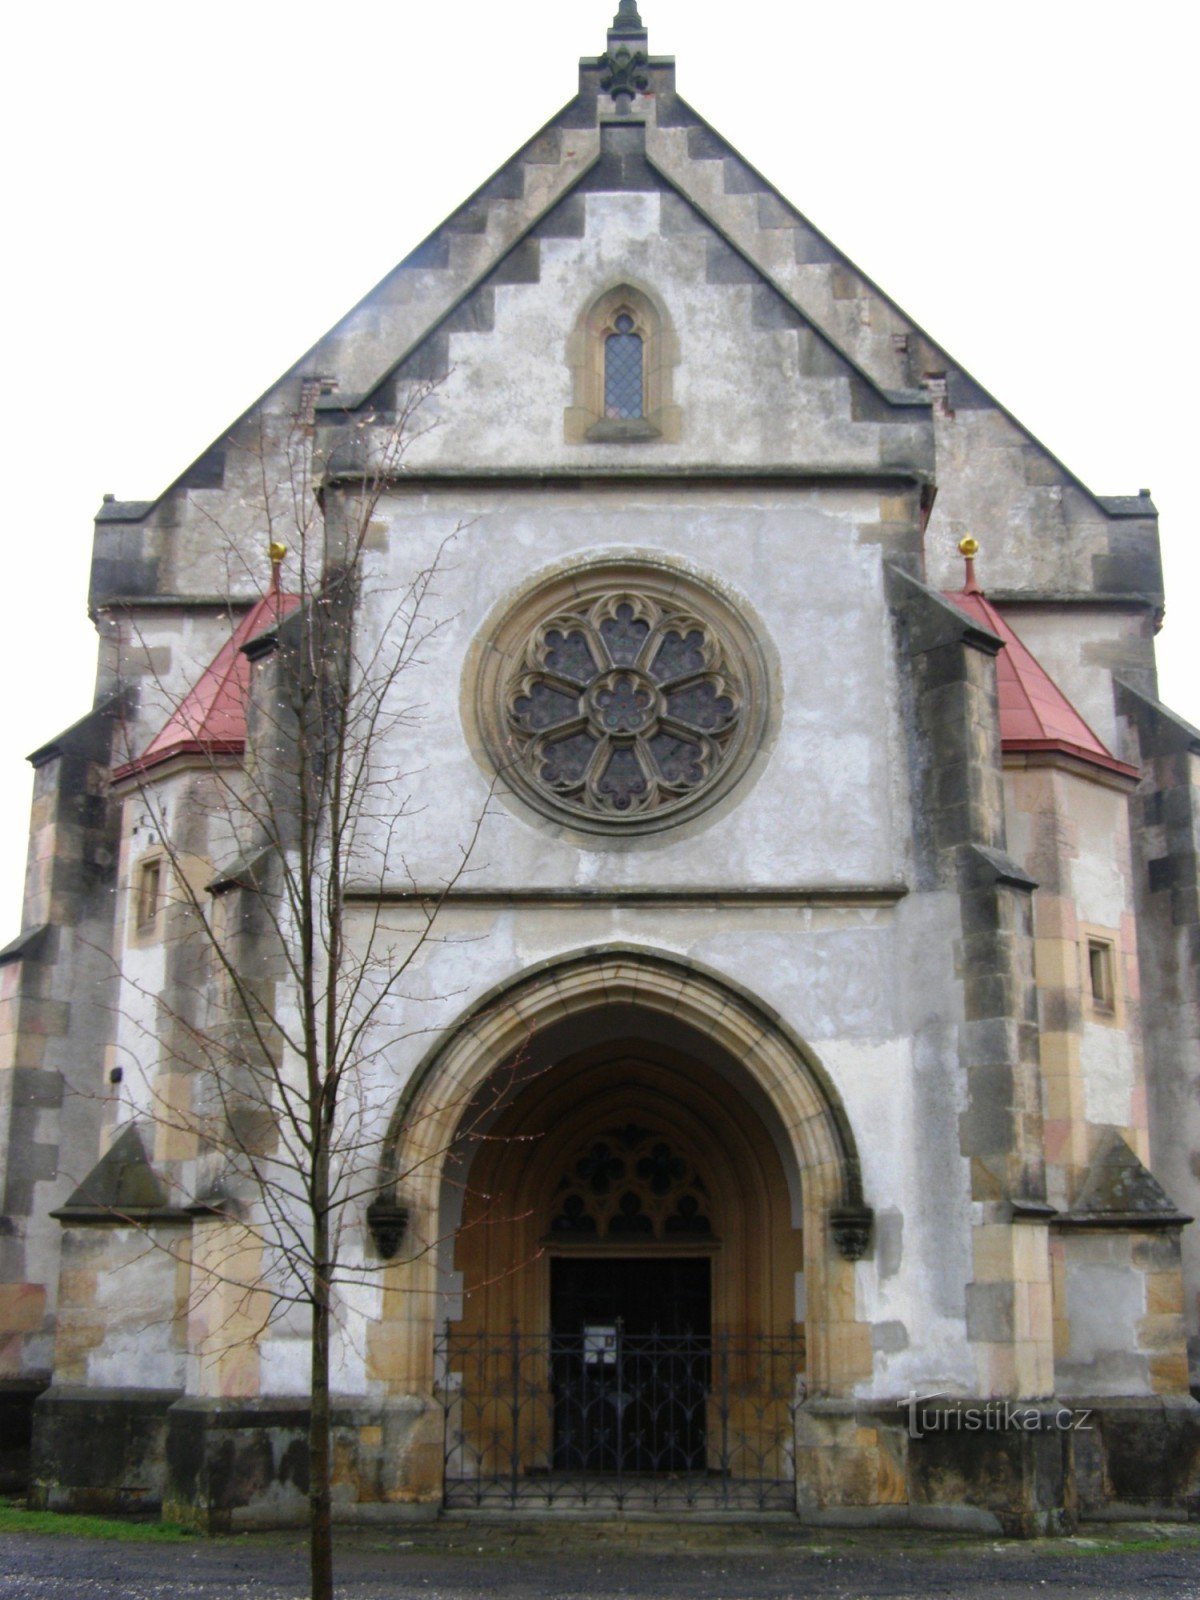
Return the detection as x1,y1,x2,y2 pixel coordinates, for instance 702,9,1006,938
2,4,1199,1532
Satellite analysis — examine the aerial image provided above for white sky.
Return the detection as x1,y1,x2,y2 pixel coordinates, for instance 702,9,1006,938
1,0,1195,940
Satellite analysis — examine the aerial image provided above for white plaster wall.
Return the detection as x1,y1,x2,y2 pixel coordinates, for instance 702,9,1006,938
327,1272,372,1398
110,796,169,1129
259,1297,315,1398
354,484,909,893
1080,1024,1133,1128
1068,784,1131,933
1059,1239,1149,1396
82,1231,186,1391
1066,779,1141,1135
820,1036,975,1398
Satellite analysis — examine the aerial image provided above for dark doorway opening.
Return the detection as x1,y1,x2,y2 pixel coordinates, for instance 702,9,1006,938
550,1257,711,1472
551,1256,711,1337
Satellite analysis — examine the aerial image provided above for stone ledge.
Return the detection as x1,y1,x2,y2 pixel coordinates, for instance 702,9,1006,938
0,925,51,967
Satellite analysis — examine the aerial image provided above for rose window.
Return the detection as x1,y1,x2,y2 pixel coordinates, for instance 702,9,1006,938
476,564,767,834
505,594,745,822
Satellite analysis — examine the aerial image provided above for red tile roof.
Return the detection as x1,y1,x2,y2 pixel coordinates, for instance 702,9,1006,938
946,580,1139,782
113,585,300,780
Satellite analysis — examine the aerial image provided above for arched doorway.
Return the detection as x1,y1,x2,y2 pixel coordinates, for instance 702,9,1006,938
374,949,873,1508
453,1037,801,1343
443,1036,804,1504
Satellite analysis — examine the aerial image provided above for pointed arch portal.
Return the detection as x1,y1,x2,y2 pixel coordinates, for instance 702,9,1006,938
376,948,873,1441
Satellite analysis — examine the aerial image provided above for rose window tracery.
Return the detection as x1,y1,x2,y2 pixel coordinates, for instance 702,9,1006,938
504,592,745,824
475,563,767,834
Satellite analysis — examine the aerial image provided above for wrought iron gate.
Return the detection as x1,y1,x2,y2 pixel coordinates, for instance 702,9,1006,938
436,1325,805,1511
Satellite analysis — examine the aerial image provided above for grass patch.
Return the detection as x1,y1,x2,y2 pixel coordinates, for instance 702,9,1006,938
0,1503,195,1542
1065,1535,1200,1556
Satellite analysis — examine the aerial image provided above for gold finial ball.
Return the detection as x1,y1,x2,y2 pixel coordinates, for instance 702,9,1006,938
958,536,979,558
268,541,288,564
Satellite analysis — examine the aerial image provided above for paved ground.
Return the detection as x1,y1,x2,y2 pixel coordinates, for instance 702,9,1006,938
3,1520,1200,1599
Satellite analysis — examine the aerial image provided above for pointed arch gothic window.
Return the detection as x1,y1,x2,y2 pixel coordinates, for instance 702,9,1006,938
565,284,680,444
605,312,644,419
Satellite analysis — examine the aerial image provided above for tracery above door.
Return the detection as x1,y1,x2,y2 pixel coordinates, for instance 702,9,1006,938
548,1124,714,1242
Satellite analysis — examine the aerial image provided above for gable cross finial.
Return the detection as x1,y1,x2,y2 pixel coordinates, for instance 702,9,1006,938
601,0,649,110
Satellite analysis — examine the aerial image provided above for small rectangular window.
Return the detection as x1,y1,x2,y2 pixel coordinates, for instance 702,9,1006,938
136,859,162,929
1087,939,1115,1013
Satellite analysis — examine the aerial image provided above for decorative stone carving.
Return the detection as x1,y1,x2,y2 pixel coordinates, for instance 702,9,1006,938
599,2,649,106
366,1193,410,1260
598,44,650,106
477,562,767,835
829,1205,873,1261
548,1126,713,1241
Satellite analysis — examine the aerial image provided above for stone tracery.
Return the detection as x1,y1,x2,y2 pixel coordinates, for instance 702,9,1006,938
548,1126,713,1240
503,588,746,824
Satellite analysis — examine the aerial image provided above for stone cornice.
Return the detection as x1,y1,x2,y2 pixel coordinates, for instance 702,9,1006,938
343,885,907,907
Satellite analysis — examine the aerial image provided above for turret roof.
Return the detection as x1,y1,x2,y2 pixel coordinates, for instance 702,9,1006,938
113,582,300,780
946,575,1139,781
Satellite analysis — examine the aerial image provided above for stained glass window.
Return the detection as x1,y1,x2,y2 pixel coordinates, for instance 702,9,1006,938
604,313,644,419
484,566,763,832
548,1127,712,1240
501,585,749,825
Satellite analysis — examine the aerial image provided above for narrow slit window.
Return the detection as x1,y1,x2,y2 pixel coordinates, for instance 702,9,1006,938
1087,939,1115,1013
136,858,162,929
604,313,644,419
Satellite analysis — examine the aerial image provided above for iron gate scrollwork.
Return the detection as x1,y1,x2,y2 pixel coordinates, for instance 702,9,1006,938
436,1325,805,1511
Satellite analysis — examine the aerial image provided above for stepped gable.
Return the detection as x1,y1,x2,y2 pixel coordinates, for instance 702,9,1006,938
104,4,1142,516
946,552,1139,782
353,120,929,425
113,581,300,780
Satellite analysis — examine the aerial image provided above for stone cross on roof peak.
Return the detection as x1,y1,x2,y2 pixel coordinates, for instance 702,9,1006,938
602,0,650,107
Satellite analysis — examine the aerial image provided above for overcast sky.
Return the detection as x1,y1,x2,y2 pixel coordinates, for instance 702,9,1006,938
1,0,1195,939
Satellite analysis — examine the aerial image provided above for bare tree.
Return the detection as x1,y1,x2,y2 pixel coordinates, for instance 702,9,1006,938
96,383,516,1600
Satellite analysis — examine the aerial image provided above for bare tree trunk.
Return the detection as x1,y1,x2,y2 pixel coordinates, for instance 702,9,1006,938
94,392,486,1590
310,1156,333,1600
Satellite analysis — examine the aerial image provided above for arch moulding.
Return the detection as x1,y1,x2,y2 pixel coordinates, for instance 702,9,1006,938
564,281,681,443
375,946,874,1398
